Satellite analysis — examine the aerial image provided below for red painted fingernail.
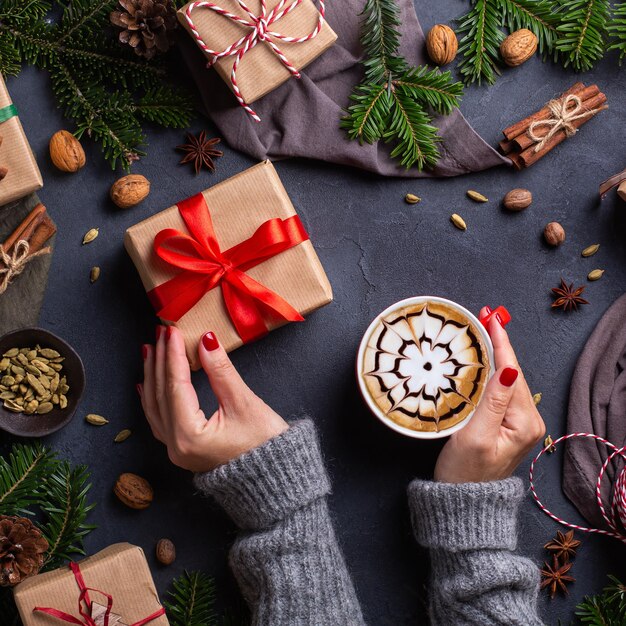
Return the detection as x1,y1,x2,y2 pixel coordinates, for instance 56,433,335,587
480,306,511,329
480,306,492,318
496,313,504,326
166,326,174,340
202,331,219,351
136,384,143,396
500,367,519,387
142,345,149,360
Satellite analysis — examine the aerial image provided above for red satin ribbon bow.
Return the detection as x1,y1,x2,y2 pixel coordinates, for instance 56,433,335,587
147,193,308,344
33,562,165,626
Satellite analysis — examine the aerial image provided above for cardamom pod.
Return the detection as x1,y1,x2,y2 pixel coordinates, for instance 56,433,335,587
405,193,421,204
59,395,68,409
26,373,46,397
36,402,54,414
467,190,488,203
533,392,542,405
86,413,109,426
90,266,101,283
450,214,467,230
114,429,132,443
3,399,22,412
544,435,556,454
0,358,10,370
39,348,60,359
581,244,600,258
2,348,18,358
588,269,604,281
82,228,99,245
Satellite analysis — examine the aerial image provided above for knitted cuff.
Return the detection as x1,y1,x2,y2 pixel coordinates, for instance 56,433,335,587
194,420,330,530
408,477,524,552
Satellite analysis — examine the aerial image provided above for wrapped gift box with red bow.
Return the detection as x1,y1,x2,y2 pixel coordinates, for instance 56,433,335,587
13,544,169,626
124,160,333,369
177,0,337,120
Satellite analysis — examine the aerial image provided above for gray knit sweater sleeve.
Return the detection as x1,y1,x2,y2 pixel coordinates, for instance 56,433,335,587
194,420,365,626
408,478,542,626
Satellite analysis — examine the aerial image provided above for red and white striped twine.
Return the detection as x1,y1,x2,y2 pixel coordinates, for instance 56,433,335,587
529,432,626,545
184,0,326,121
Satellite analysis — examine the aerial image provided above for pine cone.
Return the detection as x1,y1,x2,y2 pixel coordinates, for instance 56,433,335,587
110,0,178,60
0,516,48,587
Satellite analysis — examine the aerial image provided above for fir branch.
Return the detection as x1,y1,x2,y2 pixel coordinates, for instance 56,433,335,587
555,0,611,70
341,82,391,144
499,0,561,56
165,571,218,626
457,0,504,85
575,575,626,625
0,443,57,517
39,462,96,570
608,2,626,62
394,66,463,115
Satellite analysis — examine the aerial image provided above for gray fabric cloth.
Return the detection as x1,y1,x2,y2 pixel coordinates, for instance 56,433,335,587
195,420,542,625
0,193,55,334
180,1,509,178
563,292,626,529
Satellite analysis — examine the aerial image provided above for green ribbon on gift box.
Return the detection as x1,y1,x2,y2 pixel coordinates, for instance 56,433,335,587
0,104,18,123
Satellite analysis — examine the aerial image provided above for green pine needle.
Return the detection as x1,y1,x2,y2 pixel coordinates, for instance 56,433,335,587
0,1,194,169
499,0,561,56
555,0,611,71
575,575,626,625
608,2,626,61
342,0,463,170
165,571,218,626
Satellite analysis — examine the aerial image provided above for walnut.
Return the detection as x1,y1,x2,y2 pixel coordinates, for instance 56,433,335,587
426,25,458,66
49,130,86,173
110,174,150,208
156,538,176,565
503,188,532,211
544,222,565,247
114,473,153,509
500,29,538,67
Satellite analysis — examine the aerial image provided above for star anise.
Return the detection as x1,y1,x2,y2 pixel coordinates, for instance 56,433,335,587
540,555,575,598
544,530,581,562
551,278,589,312
176,131,223,174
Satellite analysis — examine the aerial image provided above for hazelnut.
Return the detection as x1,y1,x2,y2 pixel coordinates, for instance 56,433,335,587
544,222,565,247
49,130,86,173
426,24,458,66
114,473,153,510
156,538,176,565
500,29,538,67
110,174,150,208
503,188,532,211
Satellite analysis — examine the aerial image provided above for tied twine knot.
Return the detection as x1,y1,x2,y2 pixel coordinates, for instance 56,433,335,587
527,94,600,153
0,239,50,295
184,0,325,121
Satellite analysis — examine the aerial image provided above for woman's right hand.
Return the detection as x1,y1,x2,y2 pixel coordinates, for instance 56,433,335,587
434,308,546,484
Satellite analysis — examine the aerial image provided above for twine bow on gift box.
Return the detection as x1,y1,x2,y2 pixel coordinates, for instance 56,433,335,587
148,193,309,344
33,561,165,626
183,0,326,121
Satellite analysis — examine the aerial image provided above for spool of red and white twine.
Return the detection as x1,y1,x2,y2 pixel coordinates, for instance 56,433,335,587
184,0,326,121
529,433,626,545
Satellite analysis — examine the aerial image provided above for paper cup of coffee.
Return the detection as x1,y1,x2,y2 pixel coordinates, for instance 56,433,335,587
356,296,494,439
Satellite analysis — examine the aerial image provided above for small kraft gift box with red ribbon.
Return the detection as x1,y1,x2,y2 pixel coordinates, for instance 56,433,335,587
13,544,169,626
177,0,337,120
124,160,333,369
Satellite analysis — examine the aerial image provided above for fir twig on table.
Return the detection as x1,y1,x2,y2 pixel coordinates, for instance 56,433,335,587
165,571,218,626
575,575,626,625
608,1,626,61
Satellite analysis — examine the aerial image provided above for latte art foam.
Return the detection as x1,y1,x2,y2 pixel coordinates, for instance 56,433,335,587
362,302,489,432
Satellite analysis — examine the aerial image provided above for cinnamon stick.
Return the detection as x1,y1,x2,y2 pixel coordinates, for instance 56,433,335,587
28,216,56,253
2,203,46,253
599,166,626,199
502,82,586,141
512,86,603,152
517,94,608,168
499,139,516,155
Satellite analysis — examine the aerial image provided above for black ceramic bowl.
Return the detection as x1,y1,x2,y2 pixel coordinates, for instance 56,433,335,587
0,328,85,437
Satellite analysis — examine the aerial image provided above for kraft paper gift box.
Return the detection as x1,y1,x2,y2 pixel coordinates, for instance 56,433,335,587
13,543,169,626
177,0,337,105
124,160,333,369
0,75,43,206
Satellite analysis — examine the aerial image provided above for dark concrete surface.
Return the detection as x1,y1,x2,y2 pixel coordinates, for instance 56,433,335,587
2,2,626,624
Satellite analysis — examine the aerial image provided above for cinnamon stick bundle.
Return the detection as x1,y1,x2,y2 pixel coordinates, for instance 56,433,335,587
499,82,608,170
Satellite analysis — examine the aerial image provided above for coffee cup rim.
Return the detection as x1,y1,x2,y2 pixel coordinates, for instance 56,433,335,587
356,296,495,440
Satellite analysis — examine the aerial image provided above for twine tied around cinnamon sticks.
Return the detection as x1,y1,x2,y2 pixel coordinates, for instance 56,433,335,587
0,239,50,295
527,94,603,153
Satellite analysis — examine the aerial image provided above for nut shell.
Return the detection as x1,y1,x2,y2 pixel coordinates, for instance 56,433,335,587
110,174,150,209
500,29,538,67
156,538,176,565
426,25,458,66
503,188,532,211
544,222,565,247
49,130,86,173
114,473,153,510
